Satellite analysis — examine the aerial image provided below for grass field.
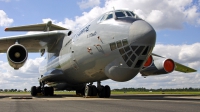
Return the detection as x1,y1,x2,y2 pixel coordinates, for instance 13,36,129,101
1,91,200,95
110,91,200,95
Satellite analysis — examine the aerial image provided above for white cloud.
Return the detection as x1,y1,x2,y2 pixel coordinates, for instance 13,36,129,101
42,18,76,30
78,0,100,9
103,0,200,30
184,5,200,26
153,43,200,68
42,6,104,30
0,56,44,90
0,10,13,27
45,0,200,31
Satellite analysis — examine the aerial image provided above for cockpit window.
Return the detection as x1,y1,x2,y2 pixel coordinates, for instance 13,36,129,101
98,14,106,23
98,10,139,23
126,11,132,17
129,11,135,17
115,11,126,17
106,13,113,20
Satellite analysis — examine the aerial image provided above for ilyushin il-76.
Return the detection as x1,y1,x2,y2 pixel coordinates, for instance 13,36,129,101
0,10,196,98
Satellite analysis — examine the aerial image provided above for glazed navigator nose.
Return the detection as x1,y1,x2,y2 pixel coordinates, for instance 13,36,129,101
129,20,156,46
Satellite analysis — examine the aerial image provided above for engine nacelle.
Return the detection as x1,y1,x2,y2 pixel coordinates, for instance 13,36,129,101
7,44,28,70
143,55,153,67
140,58,175,76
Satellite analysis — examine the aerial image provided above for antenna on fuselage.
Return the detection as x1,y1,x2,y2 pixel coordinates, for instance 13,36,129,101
44,21,52,31
113,7,117,20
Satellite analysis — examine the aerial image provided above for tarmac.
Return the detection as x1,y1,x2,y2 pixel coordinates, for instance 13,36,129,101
0,93,200,112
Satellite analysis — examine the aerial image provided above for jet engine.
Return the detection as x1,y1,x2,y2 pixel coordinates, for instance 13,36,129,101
140,57,175,76
143,55,153,67
7,44,28,70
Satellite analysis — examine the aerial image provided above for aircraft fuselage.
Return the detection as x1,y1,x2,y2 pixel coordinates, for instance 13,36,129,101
39,10,156,90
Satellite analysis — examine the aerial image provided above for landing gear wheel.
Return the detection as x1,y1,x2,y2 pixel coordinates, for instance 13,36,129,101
43,87,49,96
85,85,92,97
98,86,105,98
49,87,54,96
76,90,81,95
91,85,97,96
31,86,37,96
76,87,85,96
105,85,111,98
36,86,41,93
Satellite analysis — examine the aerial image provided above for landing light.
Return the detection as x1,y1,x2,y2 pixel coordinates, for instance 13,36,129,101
120,63,123,66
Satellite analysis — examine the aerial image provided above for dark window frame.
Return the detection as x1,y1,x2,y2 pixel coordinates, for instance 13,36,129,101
115,11,126,18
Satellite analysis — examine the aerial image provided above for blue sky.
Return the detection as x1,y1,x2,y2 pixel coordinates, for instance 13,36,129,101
0,0,82,36
0,0,200,90
0,0,199,44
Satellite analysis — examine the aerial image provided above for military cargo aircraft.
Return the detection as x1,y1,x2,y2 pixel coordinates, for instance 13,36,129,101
0,10,196,98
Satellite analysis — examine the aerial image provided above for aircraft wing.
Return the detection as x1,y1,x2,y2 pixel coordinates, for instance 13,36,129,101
5,21,67,31
140,53,196,76
0,31,65,53
152,53,197,73
0,21,67,53
174,62,196,73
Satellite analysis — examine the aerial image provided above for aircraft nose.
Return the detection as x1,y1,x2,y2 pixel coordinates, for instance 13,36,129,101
129,20,156,46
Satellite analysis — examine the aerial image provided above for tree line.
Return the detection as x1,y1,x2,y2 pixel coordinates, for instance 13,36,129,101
0,88,27,92
113,87,200,92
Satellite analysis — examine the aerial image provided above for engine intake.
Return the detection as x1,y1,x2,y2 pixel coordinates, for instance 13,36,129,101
7,44,28,70
163,59,174,72
140,58,175,76
143,55,153,67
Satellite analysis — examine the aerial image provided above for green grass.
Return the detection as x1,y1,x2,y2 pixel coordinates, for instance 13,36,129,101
0,92,30,94
111,91,200,95
54,91,76,94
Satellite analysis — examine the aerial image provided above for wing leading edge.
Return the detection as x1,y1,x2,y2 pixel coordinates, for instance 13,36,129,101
5,21,67,31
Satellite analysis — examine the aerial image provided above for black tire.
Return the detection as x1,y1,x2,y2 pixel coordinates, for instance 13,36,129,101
105,85,111,98
36,86,41,93
43,87,49,96
76,90,80,95
91,85,97,96
85,85,92,96
98,86,105,98
76,88,85,96
31,86,37,96
49,87,54,96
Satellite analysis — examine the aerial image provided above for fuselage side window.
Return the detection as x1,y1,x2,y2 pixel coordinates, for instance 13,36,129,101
115,11,126,18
